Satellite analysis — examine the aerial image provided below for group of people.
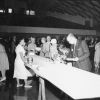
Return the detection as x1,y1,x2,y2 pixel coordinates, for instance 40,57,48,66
0,33,100,88
13,33,93,88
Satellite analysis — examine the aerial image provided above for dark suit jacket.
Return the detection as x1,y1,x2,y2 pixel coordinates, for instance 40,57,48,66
73,40,92,71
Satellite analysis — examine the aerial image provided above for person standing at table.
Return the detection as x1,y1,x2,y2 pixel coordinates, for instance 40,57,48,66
27,37,41,56
27,37,37,54
50,39,58,61
45,35,51,58
0,42,9,82
13,39,32,88
40,37,47,57
66,33,92,72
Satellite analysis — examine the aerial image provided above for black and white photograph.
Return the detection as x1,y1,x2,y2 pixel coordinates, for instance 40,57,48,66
0,0,100,100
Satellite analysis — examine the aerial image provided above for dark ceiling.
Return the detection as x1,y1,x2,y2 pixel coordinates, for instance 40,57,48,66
26,0,100,21
28,0,100,28
0,0,100,19
1,0,100,28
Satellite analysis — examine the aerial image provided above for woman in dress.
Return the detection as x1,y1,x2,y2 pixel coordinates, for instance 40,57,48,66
27,37,37,54
94,40,100,74
0,42,9,82
13,39,32,88
45,36,51,58
50,39,58,60
40,37,47,57
27,37,41,56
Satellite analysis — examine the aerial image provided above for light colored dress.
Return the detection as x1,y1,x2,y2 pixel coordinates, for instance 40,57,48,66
28,43,36,52
94,42,100,67
50,44,58,60
45,42,51,58
13,44,32,79
40,43,47,57
0,44,9,71
28,43,37,56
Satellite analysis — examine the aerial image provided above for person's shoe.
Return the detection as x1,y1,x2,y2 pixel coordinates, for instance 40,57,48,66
0,77,6,82
17,84,23,87
24,85,32,88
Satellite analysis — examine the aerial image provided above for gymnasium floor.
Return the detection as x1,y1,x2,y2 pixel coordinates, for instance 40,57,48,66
0,77,100,100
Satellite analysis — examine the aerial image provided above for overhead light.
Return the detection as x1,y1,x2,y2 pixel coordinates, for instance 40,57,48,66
8,8,12,13
0,9,4,13
26,10,30,15
30,10,35,15
26,10,35,15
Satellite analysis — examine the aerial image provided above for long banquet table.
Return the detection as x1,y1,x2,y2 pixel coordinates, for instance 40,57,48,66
30,55,100,100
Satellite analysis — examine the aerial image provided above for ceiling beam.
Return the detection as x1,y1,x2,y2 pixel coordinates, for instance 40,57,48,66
52,1,77,15
61,1,91,18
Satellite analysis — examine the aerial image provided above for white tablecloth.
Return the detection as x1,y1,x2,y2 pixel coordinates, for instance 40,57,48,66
31,55,100,99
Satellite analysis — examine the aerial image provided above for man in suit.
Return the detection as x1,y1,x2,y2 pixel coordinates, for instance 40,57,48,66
66,33,92,72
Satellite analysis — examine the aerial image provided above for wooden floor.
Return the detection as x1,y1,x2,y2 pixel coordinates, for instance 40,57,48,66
0,76,100,100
